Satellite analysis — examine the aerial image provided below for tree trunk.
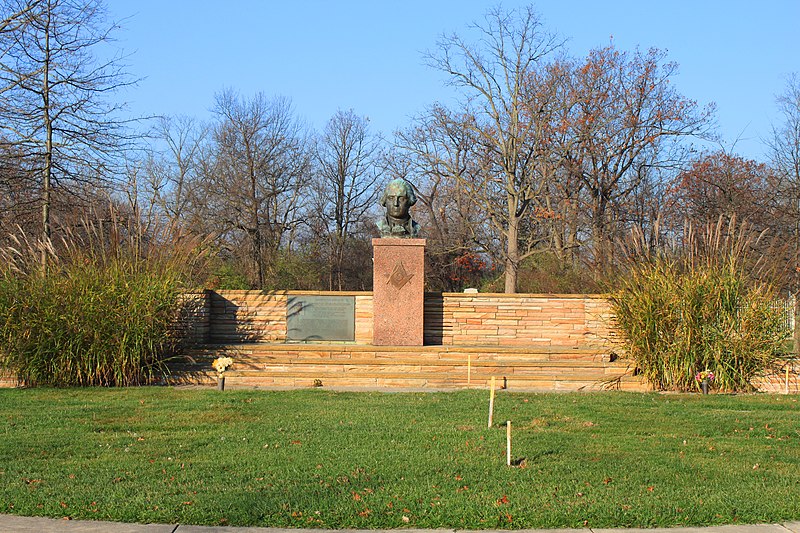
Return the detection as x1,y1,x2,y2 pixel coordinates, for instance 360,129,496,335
592,192,610,270
41,3,53,268
794,292,799,357
248,152,265,288
504,216,520,293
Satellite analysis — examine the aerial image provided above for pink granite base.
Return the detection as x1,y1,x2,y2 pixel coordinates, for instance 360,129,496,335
372,238,426,346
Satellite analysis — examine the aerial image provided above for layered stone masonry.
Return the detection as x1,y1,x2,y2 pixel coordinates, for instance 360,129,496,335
198,289,617,348
206,290,372,344
423,293,616,348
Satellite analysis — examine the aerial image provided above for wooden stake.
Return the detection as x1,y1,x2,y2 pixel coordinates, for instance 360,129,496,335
786,366,791,395
467,353,471,385
506,421,512,466
488,376,496,428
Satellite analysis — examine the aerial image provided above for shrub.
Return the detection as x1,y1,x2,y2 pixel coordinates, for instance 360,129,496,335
0,256,186,387
207,262,251,290
612,220,789,392
481,252,600,294
0,219,207,387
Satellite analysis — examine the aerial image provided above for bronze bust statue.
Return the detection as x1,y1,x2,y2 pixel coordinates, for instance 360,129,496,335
376,178,420,238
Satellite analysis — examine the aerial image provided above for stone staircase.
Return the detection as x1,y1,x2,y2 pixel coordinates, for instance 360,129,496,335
171,343,648,392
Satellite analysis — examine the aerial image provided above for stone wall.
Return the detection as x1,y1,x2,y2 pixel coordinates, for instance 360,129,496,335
199,290,616,348
185,290,795,391
753,362,800,393
206,290,373,344
423,293,616,348
174,291,211,346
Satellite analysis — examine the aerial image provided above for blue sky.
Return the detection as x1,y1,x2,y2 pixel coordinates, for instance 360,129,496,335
109,1,799,161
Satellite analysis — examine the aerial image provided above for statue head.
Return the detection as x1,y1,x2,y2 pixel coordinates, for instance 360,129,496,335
376,178,419,238
380,178,416,221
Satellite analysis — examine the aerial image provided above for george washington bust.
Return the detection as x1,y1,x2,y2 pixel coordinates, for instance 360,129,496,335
376,178,420,238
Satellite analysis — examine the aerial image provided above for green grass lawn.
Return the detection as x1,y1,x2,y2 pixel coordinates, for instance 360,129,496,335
0,388,798,529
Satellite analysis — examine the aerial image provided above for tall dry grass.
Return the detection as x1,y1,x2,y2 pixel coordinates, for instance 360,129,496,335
0,211,210,387
612,218,789,392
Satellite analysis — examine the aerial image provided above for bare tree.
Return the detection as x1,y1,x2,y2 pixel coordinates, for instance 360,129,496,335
142,115,208,230
423,5,563,292
768,75,800,281
313,109,380,290
667,151,774,230
0,140,39,240
0,1,38,94
769,74,800,186
0,0,135,262
394,105,494,291
558,45,713,268
204,90,312,289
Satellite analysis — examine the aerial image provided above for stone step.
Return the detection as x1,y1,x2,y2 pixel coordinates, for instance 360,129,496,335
181,372,646,392
194,342,612,353
181,344,616,363
192,353,613,364
170,342,640,392
178,358,619,371
185,362,635,377
224,363,628,377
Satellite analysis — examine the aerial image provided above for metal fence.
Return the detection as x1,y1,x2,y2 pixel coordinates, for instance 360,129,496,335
772,295,796,333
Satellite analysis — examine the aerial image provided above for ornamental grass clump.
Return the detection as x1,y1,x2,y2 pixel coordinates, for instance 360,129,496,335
0,216,208,387
612,219,789,392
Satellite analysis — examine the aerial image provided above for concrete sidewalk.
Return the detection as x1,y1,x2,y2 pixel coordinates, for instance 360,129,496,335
1,515,798,533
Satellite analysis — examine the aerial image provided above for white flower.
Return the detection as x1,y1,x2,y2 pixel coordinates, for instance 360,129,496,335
212,356,233,375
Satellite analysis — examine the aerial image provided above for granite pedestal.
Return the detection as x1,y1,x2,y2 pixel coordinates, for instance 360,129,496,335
372,238,425,346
